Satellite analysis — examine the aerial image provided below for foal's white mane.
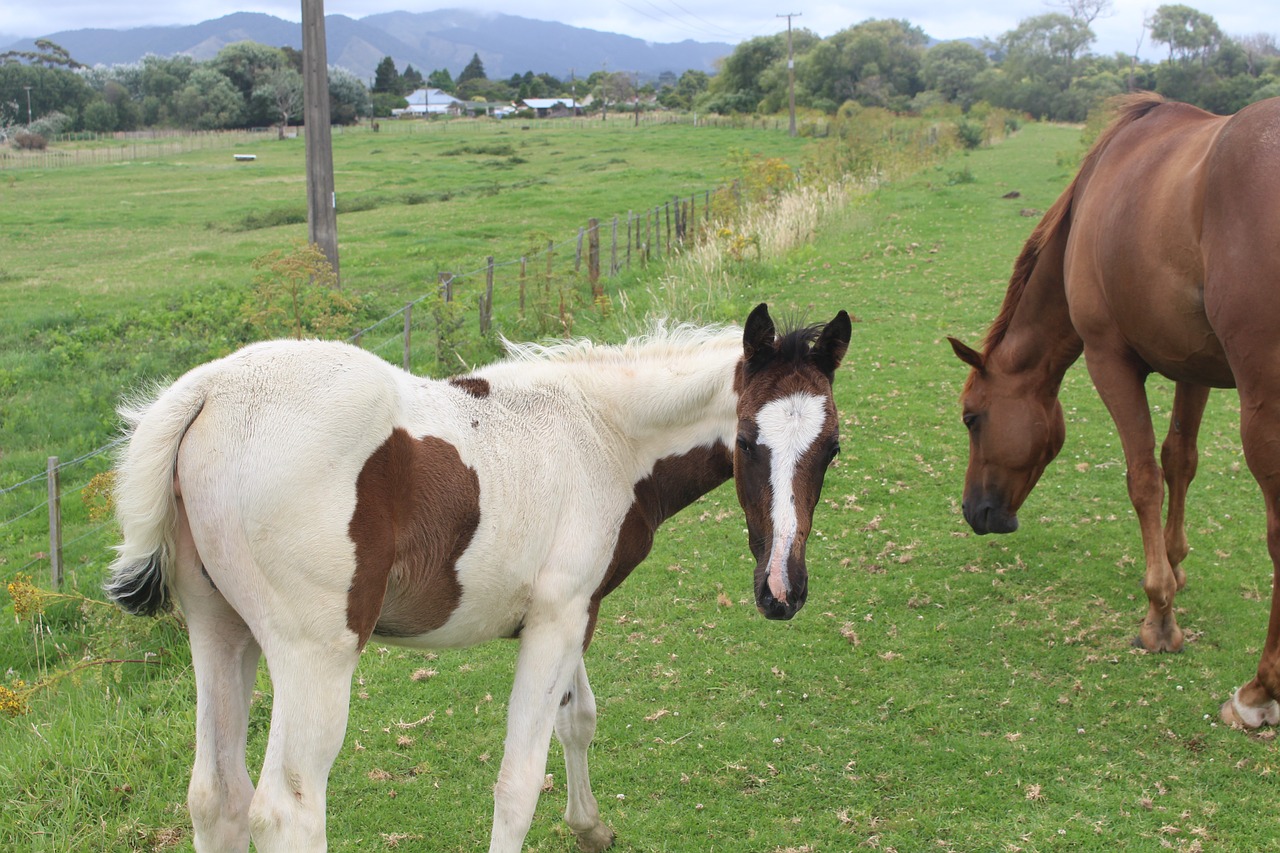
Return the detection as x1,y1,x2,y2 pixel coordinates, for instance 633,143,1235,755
497,320,740,366
479,321,744,454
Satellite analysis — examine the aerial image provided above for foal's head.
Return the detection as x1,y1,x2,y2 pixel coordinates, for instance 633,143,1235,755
734,304,851,620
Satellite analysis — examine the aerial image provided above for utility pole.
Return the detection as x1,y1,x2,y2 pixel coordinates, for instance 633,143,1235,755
301,0,340,283
777,12,801,137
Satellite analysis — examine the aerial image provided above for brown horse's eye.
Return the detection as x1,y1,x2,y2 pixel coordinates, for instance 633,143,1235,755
827,441,840,465
736,435,755,457
962,412,978,431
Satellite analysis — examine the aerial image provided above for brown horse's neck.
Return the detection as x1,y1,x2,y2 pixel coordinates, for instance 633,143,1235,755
987,218,1083,390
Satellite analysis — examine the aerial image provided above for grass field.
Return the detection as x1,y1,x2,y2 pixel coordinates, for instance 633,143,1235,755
4,116,1279,851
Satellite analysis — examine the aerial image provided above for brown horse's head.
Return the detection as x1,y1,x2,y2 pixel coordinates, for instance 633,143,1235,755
947,337,1066,535
736,304,850,620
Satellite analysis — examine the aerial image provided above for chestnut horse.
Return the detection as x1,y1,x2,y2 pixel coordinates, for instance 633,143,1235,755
106,303,850,851
948,94,1280,729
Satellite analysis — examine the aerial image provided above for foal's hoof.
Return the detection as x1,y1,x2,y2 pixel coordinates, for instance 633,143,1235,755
574,823,615,853
1220,691,1280,730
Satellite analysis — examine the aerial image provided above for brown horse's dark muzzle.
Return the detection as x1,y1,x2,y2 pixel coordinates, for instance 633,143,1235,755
963,490,1019,535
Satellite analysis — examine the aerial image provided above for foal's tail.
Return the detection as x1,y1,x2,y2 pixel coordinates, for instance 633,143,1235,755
104,369,210,616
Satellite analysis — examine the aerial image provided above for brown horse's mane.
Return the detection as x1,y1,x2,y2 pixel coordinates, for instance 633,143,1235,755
981,92,1170,355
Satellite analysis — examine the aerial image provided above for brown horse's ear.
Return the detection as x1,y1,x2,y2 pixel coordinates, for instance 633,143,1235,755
743,303,777,370
948,337,985,372
813,310,852,381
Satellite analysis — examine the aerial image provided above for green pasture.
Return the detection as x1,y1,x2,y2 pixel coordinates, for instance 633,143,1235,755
4,118,1278,851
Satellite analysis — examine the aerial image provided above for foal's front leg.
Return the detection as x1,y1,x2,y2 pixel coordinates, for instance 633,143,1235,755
490,613,591,853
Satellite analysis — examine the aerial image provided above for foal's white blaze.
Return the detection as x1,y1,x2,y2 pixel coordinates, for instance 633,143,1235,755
755,391,828,602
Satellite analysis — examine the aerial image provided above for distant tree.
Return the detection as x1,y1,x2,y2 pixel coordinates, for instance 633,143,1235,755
213,41,287,127
401,64,425,93
280,46,304,74
922,41,990,108
0,61,93,126
707,33,787,112
657,70,678,89
373,56,400,93
457,53,487,87
173,67,244,129
657,69,709,110
427,68,455,92
328,67,371,124
798,19,929,112
254,67,303,138
0,39,84,68
81,99,117,133
1149,4,1223,65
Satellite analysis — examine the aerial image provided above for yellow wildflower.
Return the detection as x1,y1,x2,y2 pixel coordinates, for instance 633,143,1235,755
0,680,30,717
6,574,45,621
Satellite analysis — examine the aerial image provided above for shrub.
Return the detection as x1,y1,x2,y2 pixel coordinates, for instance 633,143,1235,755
12,131,46,151
956,118,985,150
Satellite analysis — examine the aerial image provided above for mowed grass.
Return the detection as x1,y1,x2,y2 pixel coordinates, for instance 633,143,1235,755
4,119,1279,852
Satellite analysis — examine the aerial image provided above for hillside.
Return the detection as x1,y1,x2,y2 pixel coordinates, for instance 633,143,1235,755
1,9,732,82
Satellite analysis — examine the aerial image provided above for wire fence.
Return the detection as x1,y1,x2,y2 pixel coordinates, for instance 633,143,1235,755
0,174,746,593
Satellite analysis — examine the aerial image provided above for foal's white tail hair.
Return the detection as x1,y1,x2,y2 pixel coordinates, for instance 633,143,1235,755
105,366,212,616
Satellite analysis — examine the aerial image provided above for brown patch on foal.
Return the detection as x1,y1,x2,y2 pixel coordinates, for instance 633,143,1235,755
582,442,734,648
449,377,491,398
347,428,480,646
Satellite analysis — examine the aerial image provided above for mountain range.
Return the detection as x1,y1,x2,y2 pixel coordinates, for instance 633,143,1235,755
1,10,734,83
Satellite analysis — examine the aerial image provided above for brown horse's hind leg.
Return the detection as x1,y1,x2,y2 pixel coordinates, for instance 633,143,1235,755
1160,382,1211,591
1220,387,1280,728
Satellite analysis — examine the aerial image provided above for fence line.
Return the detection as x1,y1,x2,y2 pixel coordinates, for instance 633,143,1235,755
0,176,749,591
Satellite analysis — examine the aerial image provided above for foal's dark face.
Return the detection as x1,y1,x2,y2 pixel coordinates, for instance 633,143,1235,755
735,305,850,620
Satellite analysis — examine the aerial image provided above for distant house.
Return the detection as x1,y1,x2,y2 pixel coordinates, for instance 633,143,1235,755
520,98,582,118
394,88,464,117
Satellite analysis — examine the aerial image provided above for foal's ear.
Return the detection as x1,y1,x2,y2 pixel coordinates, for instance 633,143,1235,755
947,337,985,372
743,303,778,369
813,310,852,381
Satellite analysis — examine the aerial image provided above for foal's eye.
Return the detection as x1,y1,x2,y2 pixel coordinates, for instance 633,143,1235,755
736,435,755,456
962,412,978,431
827,442,841,465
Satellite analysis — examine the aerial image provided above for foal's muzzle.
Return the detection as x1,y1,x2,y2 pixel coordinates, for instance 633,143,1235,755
756,574,807,620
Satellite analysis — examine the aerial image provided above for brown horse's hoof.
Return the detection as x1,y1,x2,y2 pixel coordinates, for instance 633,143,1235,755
1132,632,1184,653
574,823,615,853
1220,691,1280,730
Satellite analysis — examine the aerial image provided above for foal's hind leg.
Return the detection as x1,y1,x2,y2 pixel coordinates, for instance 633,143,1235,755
556,659,615,852
1160,382,1210,590
172,503,261,852
248,632,361,850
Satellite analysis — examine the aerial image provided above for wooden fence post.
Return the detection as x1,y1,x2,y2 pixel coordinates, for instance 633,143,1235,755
587,218,601,297
519,256,527,313
610,216,618,276
47,457,62,589
626,211,633,270
402,303,413,371
481,256,495,334
439,271,453,302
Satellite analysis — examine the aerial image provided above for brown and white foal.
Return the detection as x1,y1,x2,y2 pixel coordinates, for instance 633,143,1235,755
107,303,850,851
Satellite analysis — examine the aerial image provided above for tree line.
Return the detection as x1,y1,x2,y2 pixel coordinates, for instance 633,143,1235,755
0,40,369,138
704,2,1277,121
2,1,1276,139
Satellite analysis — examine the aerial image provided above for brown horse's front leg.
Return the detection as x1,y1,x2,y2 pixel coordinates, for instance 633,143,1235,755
1085,354,1185,652
1160,382,1210,591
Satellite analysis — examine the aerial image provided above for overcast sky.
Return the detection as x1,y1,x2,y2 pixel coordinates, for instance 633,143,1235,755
0,1,1267,63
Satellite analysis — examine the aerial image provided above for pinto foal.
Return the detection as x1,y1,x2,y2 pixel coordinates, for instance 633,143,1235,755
107,303,849,851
